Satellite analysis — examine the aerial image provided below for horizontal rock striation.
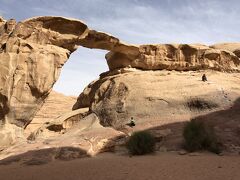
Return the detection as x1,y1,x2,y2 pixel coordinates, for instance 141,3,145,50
106,44,240,72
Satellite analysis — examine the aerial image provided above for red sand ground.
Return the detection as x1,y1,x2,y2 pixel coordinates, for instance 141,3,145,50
0,152,239,180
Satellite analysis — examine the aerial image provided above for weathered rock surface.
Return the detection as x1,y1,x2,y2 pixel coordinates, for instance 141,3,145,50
0,15,240,153
0,16,138,147
211,43,240,58
106,44,240,71
1,70,240,161
24,91,77,137
74,70,240,128
73,70,240,152
0,17,80,147
0,122,126,162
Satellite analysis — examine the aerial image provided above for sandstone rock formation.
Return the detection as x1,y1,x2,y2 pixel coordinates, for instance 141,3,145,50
24,91,77,136
1,70,240,161
73,70,240,128
0,16,138,147
211,43,240,58
0,15,240,152
71,70,240,154
106,44,240,71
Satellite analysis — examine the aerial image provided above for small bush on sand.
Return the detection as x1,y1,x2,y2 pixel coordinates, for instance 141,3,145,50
183,119,221,154
126,131,156,155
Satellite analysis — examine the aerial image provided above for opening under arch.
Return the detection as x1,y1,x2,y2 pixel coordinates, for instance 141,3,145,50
24,48,109,135
53,47,109,96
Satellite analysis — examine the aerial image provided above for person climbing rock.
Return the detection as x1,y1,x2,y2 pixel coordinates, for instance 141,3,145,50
202,74,207,82
126,117,136,128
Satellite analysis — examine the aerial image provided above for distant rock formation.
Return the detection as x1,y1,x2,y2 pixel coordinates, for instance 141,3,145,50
0,16,240,148
210,43,240,58
107,44,240,71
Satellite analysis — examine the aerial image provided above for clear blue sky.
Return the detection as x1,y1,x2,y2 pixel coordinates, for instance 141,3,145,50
1,0,240,95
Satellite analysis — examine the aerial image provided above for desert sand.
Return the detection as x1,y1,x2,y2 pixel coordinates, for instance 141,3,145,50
0,152,240,180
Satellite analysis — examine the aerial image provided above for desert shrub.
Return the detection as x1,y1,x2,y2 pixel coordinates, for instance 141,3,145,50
183,119,221,154
126,131,156,155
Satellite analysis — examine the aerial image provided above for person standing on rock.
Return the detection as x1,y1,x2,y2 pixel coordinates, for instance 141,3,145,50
202,74,207,82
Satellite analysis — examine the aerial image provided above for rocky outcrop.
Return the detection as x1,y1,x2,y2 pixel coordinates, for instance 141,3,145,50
106,44,240,71
73,70,240,128
24,91,77,136
211,43,240,58
0,16,138,147
0,15,240,149
0,17,76,147
14,70,239,159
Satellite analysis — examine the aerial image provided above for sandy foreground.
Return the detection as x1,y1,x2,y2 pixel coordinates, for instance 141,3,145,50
0,152,239,180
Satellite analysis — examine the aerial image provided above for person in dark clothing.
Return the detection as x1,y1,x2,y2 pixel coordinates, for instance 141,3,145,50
202,74,207,82
126,117,136,128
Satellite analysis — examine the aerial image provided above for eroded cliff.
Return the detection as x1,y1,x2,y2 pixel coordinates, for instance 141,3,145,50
0,16,240,149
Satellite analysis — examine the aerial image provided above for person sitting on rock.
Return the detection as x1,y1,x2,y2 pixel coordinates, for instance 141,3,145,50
202,74,207,82
126,117,136,128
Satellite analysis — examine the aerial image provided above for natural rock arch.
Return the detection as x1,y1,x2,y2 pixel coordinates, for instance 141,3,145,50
0,16,240,147
0,16,137,128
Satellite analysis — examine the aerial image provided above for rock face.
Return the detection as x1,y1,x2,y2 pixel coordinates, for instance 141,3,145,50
1,70,240,161
0,16,137,147
24,91,77,136
0,15,240,150
0,17,76,147
106,44,240,71
71,70,240,153
211,43,240,58
73,70,240,128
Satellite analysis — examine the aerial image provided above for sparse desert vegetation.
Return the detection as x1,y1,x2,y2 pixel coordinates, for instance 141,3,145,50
126,131,156,155
183,118,221,154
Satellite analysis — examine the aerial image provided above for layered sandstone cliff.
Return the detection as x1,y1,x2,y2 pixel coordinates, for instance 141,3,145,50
106,44,240,71
0,16,240,150
2,70,240,161
0,16,136,147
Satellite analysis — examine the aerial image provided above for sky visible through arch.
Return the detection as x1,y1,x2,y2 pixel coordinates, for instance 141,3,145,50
1,0,240,95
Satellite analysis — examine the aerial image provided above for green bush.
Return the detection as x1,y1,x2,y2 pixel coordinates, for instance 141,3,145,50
126,131,156,155
183,119,221,154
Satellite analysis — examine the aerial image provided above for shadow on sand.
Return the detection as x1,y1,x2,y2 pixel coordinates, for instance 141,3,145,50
0,146,89,165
